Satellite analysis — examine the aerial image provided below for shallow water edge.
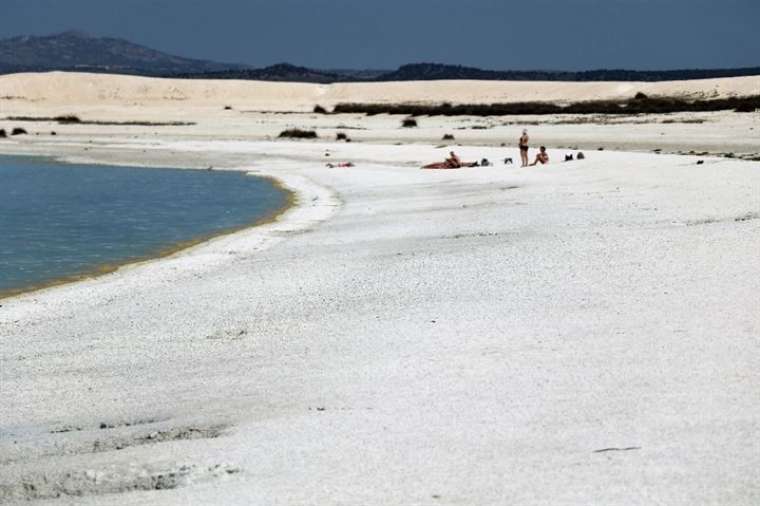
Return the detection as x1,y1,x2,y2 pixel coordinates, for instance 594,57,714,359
0,156,297,301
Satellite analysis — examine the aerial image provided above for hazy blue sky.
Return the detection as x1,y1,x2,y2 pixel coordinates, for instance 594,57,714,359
2,0,758,70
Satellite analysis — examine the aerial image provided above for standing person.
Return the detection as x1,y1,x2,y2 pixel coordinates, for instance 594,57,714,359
519,129,530,167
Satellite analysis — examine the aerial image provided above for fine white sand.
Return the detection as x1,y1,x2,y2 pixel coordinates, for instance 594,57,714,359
0,74,759,505
1,71,759,110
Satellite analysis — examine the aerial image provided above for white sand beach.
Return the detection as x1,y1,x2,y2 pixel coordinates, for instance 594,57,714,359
0,74,759,505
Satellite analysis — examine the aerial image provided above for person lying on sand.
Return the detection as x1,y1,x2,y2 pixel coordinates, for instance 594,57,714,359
530,146,550,166
422,151,479,169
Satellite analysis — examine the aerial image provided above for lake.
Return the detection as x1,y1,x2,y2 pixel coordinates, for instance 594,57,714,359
0,156,288,296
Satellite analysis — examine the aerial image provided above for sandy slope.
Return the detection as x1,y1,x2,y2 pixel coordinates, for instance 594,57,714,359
0,72,759,111
0,137,759,505
0,75,759,504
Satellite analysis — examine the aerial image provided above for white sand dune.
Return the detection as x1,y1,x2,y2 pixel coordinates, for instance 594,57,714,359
0,71,759,110
0,74,759,504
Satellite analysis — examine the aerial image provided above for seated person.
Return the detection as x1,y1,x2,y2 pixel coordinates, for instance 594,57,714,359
530,146,550,166
446,151,462,168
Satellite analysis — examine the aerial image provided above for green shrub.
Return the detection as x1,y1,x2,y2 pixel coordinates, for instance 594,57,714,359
278,128,318,139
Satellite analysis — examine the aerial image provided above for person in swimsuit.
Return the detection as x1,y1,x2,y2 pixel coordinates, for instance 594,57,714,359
530,146,550,166
422,151,478,169
519,129,530,167
445,151,462,168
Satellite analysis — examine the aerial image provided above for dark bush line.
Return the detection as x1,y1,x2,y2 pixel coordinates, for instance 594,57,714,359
5,116,195,126
54,115,81,124
278,128,318,139
332,95,760,116
88,120,196,126
0,115,81,123
734,103,757,113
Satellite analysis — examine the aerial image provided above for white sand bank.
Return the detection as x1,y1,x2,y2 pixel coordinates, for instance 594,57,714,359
1,134,759,504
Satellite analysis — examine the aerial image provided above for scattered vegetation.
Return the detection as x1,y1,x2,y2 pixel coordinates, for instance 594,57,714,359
0,129,6,138
336,132,349,141
5,116,195,126
442,133,455,140
11,127,28,135
333,95,760,117
401,118,418,128
278,128,318,139
313,105,328,114
661,118,706,124
332,124,366,130
634,92,648,100
224,105,233,110
103,120,195,126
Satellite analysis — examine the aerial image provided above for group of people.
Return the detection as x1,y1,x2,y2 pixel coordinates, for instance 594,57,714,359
519,129,549,167
423,129,550,169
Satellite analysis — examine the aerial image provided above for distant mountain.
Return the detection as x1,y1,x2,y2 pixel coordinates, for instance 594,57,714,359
176,64,391,83
175,63,346,83
1,32,758,82
328,69,390,80
0,31,247,75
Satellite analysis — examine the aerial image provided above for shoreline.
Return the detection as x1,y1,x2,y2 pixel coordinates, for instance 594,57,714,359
1,86,759,503
0,155,307,302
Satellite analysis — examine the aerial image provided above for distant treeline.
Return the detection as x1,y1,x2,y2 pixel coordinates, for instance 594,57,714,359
329,95,760,116
3,61,760,83
174,63,760,83
374,63,760,83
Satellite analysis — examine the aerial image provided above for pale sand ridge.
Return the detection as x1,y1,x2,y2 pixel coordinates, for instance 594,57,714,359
1,71,759,110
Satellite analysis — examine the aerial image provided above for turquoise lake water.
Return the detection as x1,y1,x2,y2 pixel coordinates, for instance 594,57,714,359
0,156,287,295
